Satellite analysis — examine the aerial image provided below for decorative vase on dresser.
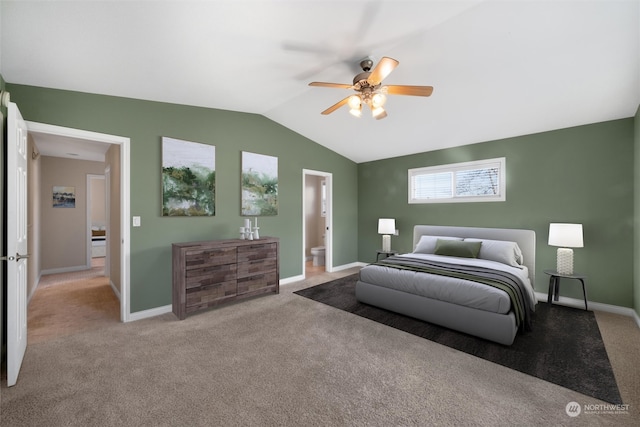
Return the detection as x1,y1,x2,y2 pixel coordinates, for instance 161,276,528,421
172,237,279,320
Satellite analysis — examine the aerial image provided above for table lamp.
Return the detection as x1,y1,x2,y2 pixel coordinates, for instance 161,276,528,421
548,223,583,275
378,218,396,252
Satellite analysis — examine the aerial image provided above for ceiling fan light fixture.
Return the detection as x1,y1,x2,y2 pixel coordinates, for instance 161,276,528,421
308,56,432,120
349,106,363,118
371,93,386,108
371,106,386,119
347,94,362,109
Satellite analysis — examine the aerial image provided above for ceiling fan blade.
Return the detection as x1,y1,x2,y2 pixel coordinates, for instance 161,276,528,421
309,82,353,89
385,85,434,97
282,41,337,55
367,57,399,86
321,97,351,115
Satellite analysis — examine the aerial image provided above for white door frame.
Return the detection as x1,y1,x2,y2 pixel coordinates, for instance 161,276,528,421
25,121,132,322
86,174,106,267
104,166,111,278
302,169,333,275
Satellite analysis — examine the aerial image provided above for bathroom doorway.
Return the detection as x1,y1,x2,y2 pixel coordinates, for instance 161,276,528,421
302,169,332,277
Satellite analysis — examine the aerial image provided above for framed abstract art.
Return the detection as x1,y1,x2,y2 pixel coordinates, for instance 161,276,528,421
162,137,216,216
241,151,278,216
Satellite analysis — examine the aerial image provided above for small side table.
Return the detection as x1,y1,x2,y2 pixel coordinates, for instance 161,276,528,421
376,250,398,262
544,270,588,310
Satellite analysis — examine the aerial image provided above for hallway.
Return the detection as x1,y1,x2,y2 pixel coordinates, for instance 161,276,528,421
27,258,120,344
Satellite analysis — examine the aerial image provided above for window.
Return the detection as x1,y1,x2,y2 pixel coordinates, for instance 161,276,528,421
408,157,506,204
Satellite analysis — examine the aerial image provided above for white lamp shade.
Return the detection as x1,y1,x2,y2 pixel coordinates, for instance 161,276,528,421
378,218,396,235
548,223,583,248
348,95,361,109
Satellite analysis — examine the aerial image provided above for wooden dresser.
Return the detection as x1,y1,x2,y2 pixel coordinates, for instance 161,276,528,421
172,237,279,320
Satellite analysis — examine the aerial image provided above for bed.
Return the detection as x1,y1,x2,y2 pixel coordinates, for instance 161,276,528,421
91,225,106,258
356,225,537,345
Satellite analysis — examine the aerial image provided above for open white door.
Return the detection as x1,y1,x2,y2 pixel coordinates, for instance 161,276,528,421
5,102,29,386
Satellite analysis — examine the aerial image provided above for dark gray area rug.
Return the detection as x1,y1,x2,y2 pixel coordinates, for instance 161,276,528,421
295,274,622,404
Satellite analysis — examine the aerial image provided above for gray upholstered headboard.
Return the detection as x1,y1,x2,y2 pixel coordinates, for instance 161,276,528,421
412,225,536,283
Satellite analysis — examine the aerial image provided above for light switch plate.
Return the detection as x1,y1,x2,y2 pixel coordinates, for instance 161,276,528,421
133,216,141,227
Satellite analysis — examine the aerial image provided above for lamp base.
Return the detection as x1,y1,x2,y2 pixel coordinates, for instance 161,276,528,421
381,235,391,252
557,247,574,275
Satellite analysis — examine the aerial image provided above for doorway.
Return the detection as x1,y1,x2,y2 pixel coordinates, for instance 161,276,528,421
26,121,131,322
303,169,332,277
87,174,106,269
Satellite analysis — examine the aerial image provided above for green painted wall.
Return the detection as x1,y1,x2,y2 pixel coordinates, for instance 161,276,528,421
5,82,638,313
634,105,640,318
7,84,359,313
358,119,634,308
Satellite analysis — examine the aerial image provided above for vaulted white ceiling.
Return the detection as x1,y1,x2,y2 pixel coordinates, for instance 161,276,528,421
2,0,638,163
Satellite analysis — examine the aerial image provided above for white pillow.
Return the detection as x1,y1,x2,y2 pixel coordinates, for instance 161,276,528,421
463,238,524,268
414,236,463,254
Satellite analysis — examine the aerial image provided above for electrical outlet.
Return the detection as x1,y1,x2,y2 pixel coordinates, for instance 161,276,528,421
394,229,399,236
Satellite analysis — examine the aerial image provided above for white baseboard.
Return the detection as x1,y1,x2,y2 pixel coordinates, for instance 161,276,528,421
280,262,365,286
110,280,121,300
123,275,640,329
635,311,640,329
281,274,305,285
331,261,367,271
129,262,365,320
535,291,639,328
127,304,172,322
41,265,90,275
27,272,43,304
27,286,36,304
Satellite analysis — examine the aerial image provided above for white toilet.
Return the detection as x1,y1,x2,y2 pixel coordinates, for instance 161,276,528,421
310,246,325,266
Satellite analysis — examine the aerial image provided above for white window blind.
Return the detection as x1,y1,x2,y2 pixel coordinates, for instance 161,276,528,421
409,158,505,204
412,172,453,199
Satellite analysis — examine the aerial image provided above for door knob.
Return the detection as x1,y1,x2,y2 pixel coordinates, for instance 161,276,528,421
1,253,29,261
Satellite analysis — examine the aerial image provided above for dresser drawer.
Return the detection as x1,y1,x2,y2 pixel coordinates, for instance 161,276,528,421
237,258,277,279
173,237,279,320
186,280,237,309
185,263,237,290
237,243,277,263
185,246,237,270
237,271,278,295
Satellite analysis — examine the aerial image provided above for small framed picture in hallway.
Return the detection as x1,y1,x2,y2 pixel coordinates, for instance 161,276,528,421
52,186,76,208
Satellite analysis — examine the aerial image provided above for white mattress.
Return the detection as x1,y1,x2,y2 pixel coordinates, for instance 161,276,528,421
359,253,536,315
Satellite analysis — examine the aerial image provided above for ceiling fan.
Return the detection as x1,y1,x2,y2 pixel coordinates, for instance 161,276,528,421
308,57,433,120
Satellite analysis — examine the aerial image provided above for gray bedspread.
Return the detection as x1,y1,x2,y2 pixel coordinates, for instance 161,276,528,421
371,255,534,331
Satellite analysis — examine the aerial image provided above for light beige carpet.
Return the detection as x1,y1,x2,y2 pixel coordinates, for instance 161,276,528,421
2,268,638,426
37,257,106,288
27,258,119,344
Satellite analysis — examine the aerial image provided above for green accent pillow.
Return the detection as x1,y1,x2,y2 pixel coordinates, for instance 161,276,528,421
434,239,482,258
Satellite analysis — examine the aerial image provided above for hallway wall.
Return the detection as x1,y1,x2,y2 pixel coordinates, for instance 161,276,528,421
40,156,105,272
27,134,42,300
